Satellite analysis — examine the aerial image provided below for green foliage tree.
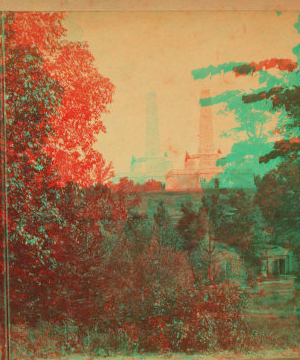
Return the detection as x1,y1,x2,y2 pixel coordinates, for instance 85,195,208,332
153,200,184,251
2,13,64,323
255,160,300,234
177,191,270,285
255,159,300,285
191,17,300,186
177,202,206,252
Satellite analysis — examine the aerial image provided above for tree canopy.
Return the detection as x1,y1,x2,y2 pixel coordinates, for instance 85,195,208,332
191,15,300,186
10,12,115,187
1,12,117,324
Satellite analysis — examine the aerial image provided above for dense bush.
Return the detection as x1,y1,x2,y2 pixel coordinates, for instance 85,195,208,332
11,285,249,358
88,285,247,354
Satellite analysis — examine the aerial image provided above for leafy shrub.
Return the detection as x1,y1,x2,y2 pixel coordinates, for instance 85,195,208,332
11,285,250,357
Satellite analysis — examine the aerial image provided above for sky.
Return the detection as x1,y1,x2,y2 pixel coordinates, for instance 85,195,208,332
64,11,300,175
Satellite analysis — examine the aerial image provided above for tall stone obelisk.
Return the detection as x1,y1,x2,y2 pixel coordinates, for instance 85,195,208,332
145,92,160,158
165,87,220,191
197,88,218,171
199,88,214,154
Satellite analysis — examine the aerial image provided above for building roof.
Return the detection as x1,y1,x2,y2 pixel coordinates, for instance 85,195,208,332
204,243,293,263
257,244,292,258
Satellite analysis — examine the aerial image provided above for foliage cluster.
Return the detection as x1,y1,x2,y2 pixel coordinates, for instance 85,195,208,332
4,10,300,359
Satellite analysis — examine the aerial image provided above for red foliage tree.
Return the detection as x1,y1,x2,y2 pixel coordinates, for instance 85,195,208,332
1,12,115,323
11,12,115,186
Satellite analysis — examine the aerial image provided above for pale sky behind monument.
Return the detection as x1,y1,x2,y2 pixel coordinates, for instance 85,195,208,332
65,11,300,175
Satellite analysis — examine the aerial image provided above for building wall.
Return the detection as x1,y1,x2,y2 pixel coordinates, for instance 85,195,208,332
165,159,174,174
181,152,219,190
130,155,174,183
145,157,165,175
265,255,292,276
198,153,219,168
131,160,146,175
185,158,197,171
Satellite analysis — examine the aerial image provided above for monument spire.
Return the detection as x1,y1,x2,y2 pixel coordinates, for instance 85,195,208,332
145,92,160,157
199,88,214,154
165,88,220,191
